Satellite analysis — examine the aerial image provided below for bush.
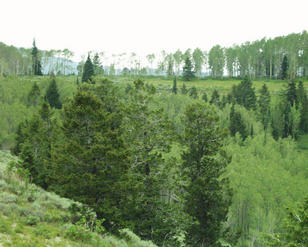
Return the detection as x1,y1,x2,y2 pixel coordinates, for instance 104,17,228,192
24,215,40,226
64,223,92,242
0,191,18,203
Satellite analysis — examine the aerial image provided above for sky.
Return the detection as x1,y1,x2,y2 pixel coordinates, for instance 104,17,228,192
1,0,307,61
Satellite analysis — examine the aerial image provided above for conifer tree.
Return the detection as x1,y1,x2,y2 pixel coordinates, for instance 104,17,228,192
285,80,297,107
27,82,41,106
229,104,248,140
299,96,308,133
181,103,232,246
31,39,43,75
210,89,220,107
45,78,62,109
183,56,195,81
172,77,177,94
258,84,271,129
281,55,289,80
202,92,208,103
181,83,188,94
296,81,306,106
82,54,94,83
189,86,198,99
232,76,256,110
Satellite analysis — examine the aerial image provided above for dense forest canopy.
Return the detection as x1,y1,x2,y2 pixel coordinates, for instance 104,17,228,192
0,30,307,247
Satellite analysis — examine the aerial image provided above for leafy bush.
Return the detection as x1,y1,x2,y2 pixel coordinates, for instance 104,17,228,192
64,223,92,242
0,191,18,203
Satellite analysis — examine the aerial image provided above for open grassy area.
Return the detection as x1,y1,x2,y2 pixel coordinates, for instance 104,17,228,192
0,151,157,247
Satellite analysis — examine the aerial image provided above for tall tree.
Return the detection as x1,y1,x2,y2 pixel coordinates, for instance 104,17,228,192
192,48,205,78
181,103,232,246
229,104,248,140
232,76,256,110
281,55,289,79
183,52,195,81
27,82,41,106
45,78,62,109
31,39,42,75
172,77,177,94
209,45,225,78
82,54,94,83
209,89,220,107
258,84,271,129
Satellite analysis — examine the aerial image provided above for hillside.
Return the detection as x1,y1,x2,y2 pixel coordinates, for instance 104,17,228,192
0,150,157,247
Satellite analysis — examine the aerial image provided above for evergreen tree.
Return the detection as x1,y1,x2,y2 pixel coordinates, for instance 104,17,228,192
27,82,41,106
82,55,94,83
202,92,208,103
189,86,198,99
296,81,306,106
183,56,195,81
93,53,104,75
31,39,42,75
45,78,62,109
281,55,289,80
285,80,297,107
229,104,248,140
232,76,256,110
51,83,129,230
258,84,271,129
181,83,188,94
209,89,220,107
181,103,232,246
172,77,177,94
299,96,308,133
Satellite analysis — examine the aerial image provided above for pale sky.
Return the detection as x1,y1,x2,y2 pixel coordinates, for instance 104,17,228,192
1,0,307,61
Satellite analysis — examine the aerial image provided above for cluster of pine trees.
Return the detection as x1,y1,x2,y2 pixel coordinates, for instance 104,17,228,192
12,78,233,246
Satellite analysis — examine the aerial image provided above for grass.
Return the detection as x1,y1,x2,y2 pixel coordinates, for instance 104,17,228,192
0,150,157,247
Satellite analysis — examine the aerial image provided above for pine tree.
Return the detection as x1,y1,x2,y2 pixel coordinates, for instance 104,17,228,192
27,82,41,106
45,78,62,109
183,56,195,81
51,83,129,229
181,103,232,246
181,83,188,94
299,96,308,133
172,77,177,94
82,54,94,83
202,92,208,103
281,55,289,80
229,104,248,140
210,89,220,107
258,84,271,129
189,86,198,99
31,39,43,75
285,80,297,107
93,52,103,75
232,76,256,110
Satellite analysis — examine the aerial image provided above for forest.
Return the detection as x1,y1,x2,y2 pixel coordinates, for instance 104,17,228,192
0,31,307,247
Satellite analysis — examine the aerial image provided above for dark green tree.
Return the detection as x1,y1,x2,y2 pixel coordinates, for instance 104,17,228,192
51,82,129,230
209,89,220,107
181,103,232,246
31,39,43,75
202,92,208,103
281,55,289,80
172,77,177,94
299,96,308,133
27,82,41,106
229,104,248,140
82,54,94,83
285,80,297,107
258,84,271,129
93,53,104,75
183,56,195,81
232,76,256,110
189,86,198,99
181,83,188,94
296,81,306,107
45,78,62,109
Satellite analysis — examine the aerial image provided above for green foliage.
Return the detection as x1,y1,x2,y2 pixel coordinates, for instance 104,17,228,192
31,40,42,76
258,84,271,129
82,55,94,83
189,86,198,99
181,83,188,94
172,77,177,94
181,103,232,246
229,104,248,140
280,55,289,80
45,78,62,109
210,89,220,107
202,92,208,103
183,56,195,81
231,76,256,110
27,82,41,106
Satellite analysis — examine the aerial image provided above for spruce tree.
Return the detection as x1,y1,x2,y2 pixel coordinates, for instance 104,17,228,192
183,56,195,81
285,80,297,107
229,104,248,140
181,103,232,246
258,84,271,129
232,76,256,110
45,78,62,109
82,55,94,83
189,86,198,99
281,55,289,80
299,96,308,133
172,77,177,94
210,89,220,107
297,81,306,106
181,83,188,94
27,82,41,106
31,39,43,75
202,92,208,103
